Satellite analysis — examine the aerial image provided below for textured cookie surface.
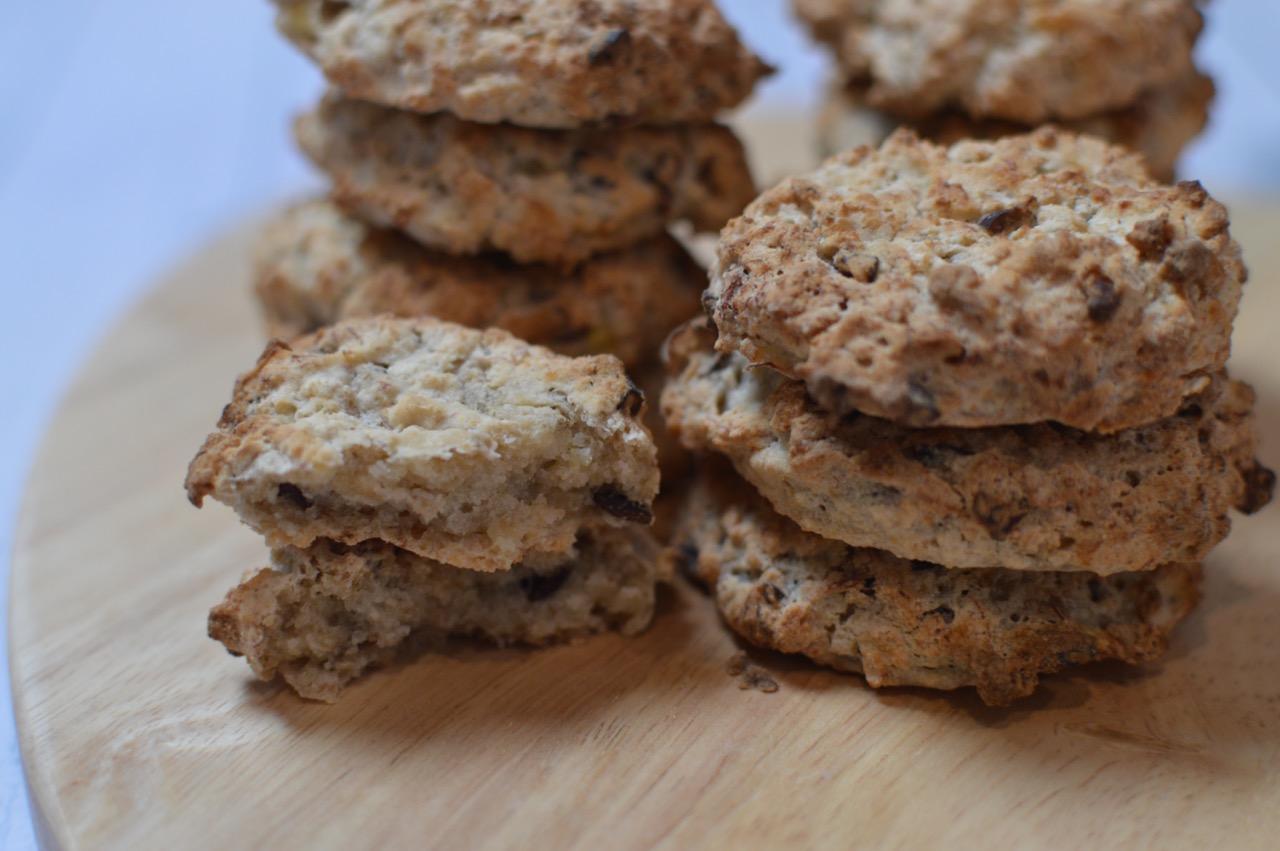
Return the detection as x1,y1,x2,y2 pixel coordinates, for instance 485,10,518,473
707,129,1245,431
297,93,755,266
254,199,704,367
793,0,1202,123
273,0,770,128
817,71,1214,184
675,462,1203,706
210,526,661,701
186,316,659,572
663,321,1274,574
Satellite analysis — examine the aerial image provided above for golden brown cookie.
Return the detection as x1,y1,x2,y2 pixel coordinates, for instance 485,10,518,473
675,460,1203,707
253,199,704,368
296,93,756,266
706,129,1245,432
662,320,1273,574
273,0,770,128
186,316,659,573
816,71,1215,184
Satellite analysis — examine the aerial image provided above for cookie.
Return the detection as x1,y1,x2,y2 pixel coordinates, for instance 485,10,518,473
296,93,755,267
186,316,659,573
210,525,661,701
793,0,1202,123
675,460,1203,706
662,320,1273,574
253,199,704,368
706,129,1245,432
273,0,770,129
816,70,1214,184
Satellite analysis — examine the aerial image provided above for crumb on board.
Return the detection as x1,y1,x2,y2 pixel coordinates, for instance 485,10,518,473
726,651,779,693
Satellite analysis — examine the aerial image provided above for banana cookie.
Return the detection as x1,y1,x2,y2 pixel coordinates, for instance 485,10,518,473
676,461,1204,707
817,71,1214,184
253,199,704,367
272,0,770,129
793,0,1202,124
296,93,755,266
210,526,661,701
662,320,1274,574
186,316,659,573
706,129,1246,432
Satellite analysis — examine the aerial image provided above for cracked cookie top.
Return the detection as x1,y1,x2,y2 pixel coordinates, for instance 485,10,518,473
274,0,771,128
186,316,659,572
706,129,1245,432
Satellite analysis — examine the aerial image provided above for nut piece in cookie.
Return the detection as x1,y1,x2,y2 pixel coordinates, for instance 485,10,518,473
675,461,1204,707
662,319,1272,574
209,526,660,701
296,93,756,267
272,0,771,128
707,129,1246,432
185,316,659,572
253,199,705,368
793,0,1202,124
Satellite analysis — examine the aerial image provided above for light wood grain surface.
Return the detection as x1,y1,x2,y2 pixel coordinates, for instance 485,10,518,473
11,130,1280,848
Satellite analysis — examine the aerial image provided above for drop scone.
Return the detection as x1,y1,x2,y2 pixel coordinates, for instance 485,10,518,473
209,526,662,701
792,0,1201,124
253,199,704,368
185,316,659,573
663,320,1275,574
705,129,1245,432
816,70,1215,183
676,462,1204,707
272,0,770,129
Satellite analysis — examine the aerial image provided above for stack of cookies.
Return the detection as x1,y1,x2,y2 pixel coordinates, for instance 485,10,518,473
257,0,770,481
664,129,1274,705
189,316,663,700
794,0,1213,181
189,0,772,699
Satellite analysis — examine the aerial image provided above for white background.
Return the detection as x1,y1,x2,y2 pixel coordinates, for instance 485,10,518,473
1,1,1277,846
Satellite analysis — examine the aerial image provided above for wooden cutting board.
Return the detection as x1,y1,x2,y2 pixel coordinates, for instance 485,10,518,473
12,118,1280,849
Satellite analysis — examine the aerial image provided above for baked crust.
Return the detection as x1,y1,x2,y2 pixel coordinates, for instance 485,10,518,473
273,0,770,128
296,93,756,266
662,320,1273,574
253,199,704,368
793,0,1202,123
674,460,1204,707
186,316,659,572
707,129,1245,432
